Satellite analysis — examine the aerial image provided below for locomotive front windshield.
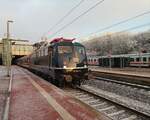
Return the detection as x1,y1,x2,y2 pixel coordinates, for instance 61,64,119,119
58,45,87,68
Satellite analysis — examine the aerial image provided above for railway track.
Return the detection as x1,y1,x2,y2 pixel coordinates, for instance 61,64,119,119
85,75,150,112
64,86,150,120
64,73,150,120
90,70,150,86
91,76,150,104
94,76,150,90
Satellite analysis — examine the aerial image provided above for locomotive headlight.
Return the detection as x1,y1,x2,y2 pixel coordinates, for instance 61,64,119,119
84,64,87,67
84,61,87,67
63,66,67,68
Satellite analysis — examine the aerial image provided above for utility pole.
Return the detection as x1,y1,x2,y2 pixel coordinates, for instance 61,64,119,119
6,20,13,76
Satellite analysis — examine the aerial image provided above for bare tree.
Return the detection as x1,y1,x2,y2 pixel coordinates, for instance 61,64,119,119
83,30,150,55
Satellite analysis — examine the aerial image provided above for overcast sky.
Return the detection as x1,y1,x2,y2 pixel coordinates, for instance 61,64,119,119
0,0,150,43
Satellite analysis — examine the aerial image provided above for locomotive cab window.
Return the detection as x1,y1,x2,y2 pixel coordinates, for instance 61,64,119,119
58,46,72,54
58,46,74,68
74,46,87,67
57,45,87,68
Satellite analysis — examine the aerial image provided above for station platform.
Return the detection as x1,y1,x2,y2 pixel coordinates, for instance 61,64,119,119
0,66,10,120
89,66,150,78
1,66,110,120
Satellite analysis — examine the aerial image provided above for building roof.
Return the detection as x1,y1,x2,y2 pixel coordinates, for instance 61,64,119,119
88,53,150,58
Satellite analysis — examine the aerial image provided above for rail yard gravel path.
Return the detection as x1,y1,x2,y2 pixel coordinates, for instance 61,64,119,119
83,79,150,117
87,79,150,104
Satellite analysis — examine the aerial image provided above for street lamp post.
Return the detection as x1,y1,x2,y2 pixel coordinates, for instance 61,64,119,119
6,20,13,77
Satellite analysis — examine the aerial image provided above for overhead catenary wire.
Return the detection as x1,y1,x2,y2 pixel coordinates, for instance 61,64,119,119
81,22,150,42
49,0,105,39
80,10,150,39
117,22,150,34
80,23,150,44
42,0,85,37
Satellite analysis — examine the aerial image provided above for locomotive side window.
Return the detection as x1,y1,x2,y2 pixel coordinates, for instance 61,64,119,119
78,48,85,55
49,52,52,67
48,47,53,67
40,49,43,56
41,50,43,56
45,47,48,56
36,51,38,58
38,51,40,57
43,49,45,56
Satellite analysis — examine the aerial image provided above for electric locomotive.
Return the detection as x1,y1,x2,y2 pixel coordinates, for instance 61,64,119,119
17,38,88,87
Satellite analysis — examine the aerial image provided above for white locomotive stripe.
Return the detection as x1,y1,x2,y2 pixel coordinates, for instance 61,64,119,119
28,76,76,120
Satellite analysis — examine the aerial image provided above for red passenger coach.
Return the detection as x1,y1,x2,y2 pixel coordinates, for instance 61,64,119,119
88,56,99,66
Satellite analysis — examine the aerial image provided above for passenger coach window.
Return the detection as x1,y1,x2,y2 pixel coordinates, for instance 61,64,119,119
130,58,134,61
136,58,140,61
143,57,147,62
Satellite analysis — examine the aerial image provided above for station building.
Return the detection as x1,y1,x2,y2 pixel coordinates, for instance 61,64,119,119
0,38,33,65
